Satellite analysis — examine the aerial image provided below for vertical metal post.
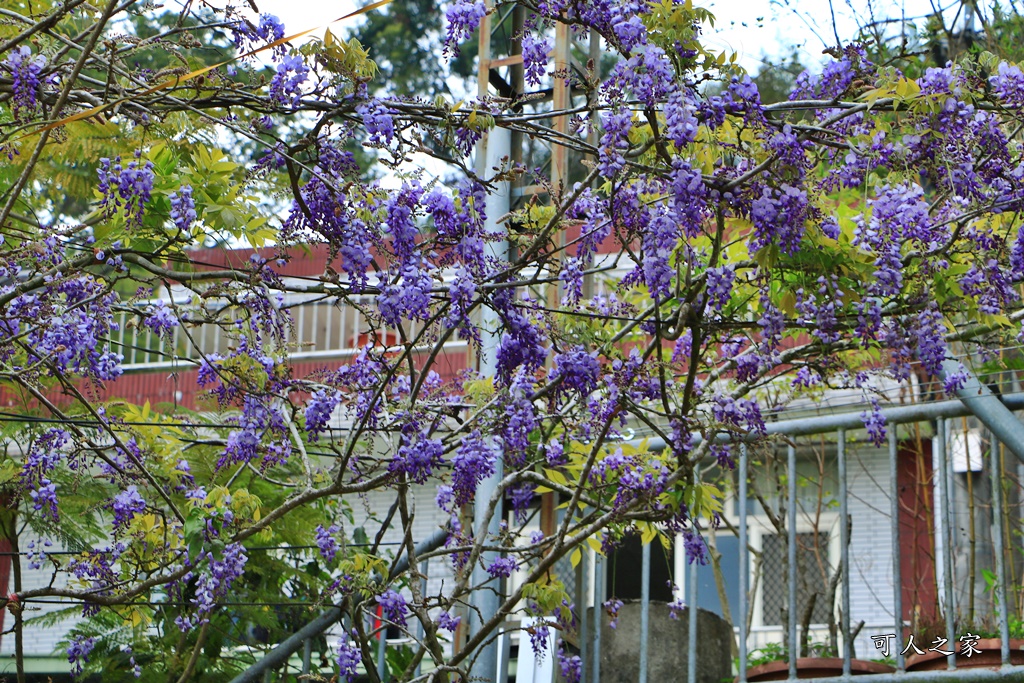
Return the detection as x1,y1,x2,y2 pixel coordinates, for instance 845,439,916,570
339,303,348,351
638,541,650,683
468,429,506,683
838,429,851,676
496,623,512,683
593,554,604,683
1019,460,1024,567
990,433,1011,663
469,4,510,680
212,313,221,354
939,417,956,669
580,548,590,683
311,300,320,349
687,552,698,683
415,560,428,678
376,612,388,682
738,443,749,683
130,321,139,365
323,302,332,351
787,443,798,679
302,638,311,676
889,429,904,671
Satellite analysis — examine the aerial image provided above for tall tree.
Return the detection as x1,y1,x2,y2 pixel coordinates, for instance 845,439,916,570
2,1,1024,682
348,0,477,97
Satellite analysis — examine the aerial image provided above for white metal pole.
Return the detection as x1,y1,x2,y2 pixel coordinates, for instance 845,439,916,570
467,119,511,683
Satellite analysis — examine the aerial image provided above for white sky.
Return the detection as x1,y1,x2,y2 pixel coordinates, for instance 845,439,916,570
249,0,956,73
702,0,944,71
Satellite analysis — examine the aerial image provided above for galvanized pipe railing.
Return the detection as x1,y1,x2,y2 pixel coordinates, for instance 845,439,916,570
991,430,1011,665
228,529,448,683
889,429,905,671
592,554,603,683
632,393,1024,450
611,395,1024,683
838,429,851,677
787,442,798,678
939,417,956,671
638,541,651,683
580,549,589,683
687,546,698,683
738,443,749,683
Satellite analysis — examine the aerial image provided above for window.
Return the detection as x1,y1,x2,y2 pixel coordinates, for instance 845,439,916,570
606,533,674,602
760,531,833,627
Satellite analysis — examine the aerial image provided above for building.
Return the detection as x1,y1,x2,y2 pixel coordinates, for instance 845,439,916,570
2,244,1021,680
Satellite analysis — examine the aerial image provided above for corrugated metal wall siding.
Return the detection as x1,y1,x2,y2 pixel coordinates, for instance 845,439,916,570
0,350,469,412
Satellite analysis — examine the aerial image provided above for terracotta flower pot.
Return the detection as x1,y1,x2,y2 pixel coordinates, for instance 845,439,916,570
905,638,1024,671
739,657,896,681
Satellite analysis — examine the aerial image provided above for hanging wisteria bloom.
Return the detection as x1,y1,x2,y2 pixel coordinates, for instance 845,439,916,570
168,185,197,232
3,46,46,121
522,30,551,86
269,54,309,107
67,636,96,679
337,632,361,681
231,13,287,57
97,155,155,226
444,0,488,54
10,2,1024,679
143,300,178,338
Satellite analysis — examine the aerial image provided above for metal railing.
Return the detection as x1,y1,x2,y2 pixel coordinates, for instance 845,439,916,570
110,298,461,371
224,389,1024,683
566,394,1024,683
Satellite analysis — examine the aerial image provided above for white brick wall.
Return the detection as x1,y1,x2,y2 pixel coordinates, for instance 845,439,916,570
845,442,900,658
347,485,458,607
1,530,78,657
738,436,913,660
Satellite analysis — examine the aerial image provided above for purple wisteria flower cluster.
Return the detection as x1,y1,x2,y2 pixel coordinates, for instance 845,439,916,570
168,185,197,233
8,273,123,383
97,154,156,226
67,636,96,679
269,55,309,108
3,46,46,121
175,542,248,631
444,0,488,55
231,13,286,57
13,1,1024,679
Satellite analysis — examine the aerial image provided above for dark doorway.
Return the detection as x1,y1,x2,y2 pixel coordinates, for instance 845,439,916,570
607,533,674,601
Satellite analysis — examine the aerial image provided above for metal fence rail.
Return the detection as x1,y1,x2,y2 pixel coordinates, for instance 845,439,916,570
108,297,460,371
575,391,1024,683
108,295,1024,683
202,385,1024,683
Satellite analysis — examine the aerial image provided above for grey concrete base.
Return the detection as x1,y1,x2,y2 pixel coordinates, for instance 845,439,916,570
593,600,733,683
